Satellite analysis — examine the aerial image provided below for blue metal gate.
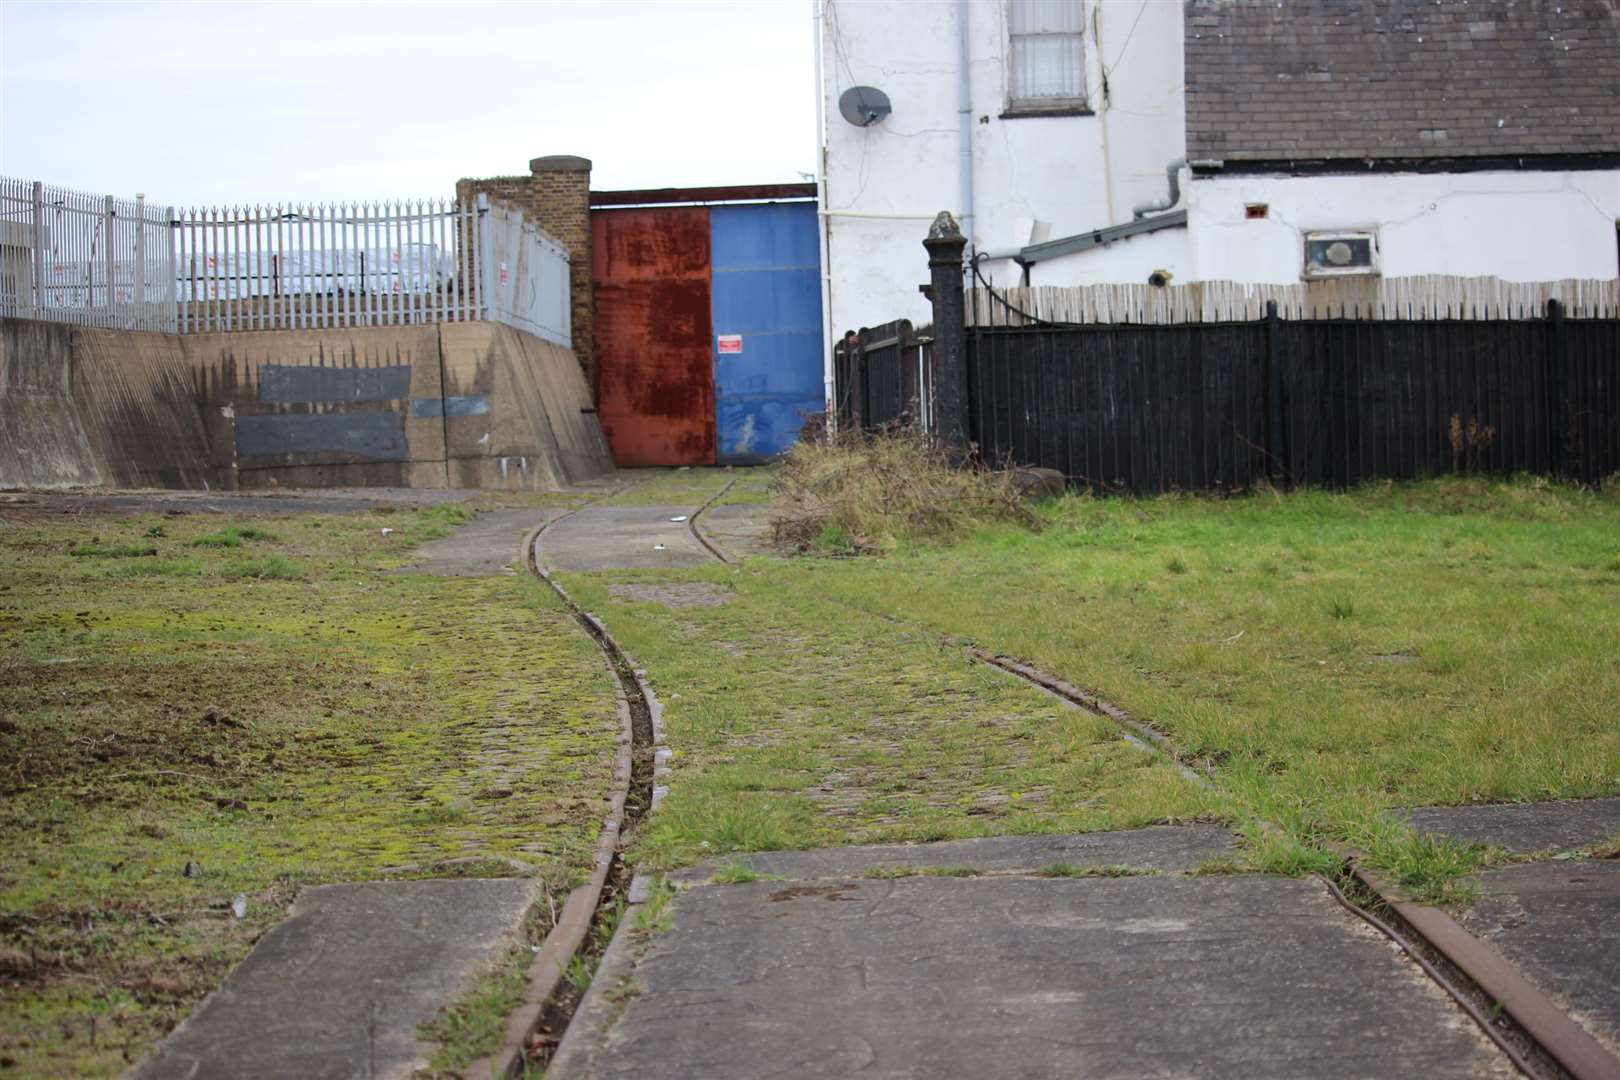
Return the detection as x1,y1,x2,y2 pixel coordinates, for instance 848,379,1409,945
708,203,824,464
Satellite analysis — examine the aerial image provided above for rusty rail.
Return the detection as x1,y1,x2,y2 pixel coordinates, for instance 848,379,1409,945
462,497,648,1080
686,476,738,564
971,646,1620,1080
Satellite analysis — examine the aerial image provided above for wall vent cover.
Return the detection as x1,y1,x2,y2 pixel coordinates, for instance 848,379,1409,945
1303,230,1379,279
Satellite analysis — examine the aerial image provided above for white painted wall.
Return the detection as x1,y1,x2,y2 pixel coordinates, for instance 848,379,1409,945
815,1,1620,357
1189,171,1620,284
817,0,1189,337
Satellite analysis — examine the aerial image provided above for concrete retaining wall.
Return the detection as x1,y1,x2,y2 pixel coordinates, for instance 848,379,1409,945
0,316,612,491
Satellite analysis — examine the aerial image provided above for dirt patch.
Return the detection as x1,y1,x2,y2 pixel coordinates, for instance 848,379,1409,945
607,583,734,609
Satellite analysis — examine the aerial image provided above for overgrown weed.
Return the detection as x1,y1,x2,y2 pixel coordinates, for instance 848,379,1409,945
769,427,1037,553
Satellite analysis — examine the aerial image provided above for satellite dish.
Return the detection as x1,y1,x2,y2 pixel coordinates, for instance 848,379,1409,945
838,86,892,127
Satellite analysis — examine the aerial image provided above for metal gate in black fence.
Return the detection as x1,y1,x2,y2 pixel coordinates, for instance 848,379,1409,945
835,319,934,434
849,300,1620,491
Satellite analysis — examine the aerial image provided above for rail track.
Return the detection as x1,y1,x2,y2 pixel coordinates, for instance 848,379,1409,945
463,491,662,1080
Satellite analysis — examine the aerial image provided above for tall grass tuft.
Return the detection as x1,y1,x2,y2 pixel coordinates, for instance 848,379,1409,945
769,426,1038,553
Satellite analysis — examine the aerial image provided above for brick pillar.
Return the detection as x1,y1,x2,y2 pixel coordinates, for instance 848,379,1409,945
456,154,595,393
528,156,594,391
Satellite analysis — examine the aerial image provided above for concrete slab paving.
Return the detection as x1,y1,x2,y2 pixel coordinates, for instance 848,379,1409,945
132,879,534,1080
552,872,1512,1080
1460,859,1620,1057
696,502,774,559
1406,798,1620,854
397,507,562,577
671,824,1236,884
541,505,715,571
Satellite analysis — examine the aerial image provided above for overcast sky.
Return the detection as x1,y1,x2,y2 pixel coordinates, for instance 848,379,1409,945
1,0,816,207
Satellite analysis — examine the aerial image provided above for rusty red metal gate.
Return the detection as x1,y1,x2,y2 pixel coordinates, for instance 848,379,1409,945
591,207,716,466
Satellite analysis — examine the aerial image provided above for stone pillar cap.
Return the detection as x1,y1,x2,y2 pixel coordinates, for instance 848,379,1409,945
529,155,592,174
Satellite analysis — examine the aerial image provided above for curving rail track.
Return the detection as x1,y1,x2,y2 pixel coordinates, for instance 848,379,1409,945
481,475,1620,1080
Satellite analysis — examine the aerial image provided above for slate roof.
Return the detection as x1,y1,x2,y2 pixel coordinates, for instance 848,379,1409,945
1185,0,1620,166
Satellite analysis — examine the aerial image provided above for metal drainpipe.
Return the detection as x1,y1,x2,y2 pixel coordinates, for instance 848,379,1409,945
957,0,975,254
1133,158,1187,219
813,0,838,428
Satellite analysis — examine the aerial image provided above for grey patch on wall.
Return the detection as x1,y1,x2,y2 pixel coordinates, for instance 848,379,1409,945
410,395,492,418
235,412,407,461
258,365,413,405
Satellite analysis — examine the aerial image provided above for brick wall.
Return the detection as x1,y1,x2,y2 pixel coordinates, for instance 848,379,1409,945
458,155,595,392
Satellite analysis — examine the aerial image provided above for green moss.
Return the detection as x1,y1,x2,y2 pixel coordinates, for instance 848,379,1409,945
0,506,622,1077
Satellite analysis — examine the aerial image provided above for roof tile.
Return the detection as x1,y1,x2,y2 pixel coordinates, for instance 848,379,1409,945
1185,0,1620,162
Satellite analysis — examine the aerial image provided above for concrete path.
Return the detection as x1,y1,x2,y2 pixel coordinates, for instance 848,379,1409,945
537,475,773,571
1463,860,1620,1057
541,505,717,571
1407,797,1620,855
132,880,534,1080
552,829,1512,1080
398,507,561,577
1408,798,1620,1058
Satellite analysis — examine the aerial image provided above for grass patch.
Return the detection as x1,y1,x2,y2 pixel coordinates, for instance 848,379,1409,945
756,473,1620,902
190,526,277,548
0,503,621,1077
711,862,778,885
1036,863,1151,878
69,541,157,558
632,878,677,937
602,468,741,508
219,554,306,580
411,503,477,541
919,864,981,877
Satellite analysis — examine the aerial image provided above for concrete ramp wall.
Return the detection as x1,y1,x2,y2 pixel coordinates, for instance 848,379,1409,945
440,322,615,490
1,319,224,490
0,316,612,492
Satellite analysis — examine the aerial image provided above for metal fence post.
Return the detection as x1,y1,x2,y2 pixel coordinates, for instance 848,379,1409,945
1547,298,1569,479
133,194,147,329
103,195,116,315
1266,300,1286,486
853,329,869,431
165,208,178,333
31,181,46,316
474,192,489,321
923,211,969,450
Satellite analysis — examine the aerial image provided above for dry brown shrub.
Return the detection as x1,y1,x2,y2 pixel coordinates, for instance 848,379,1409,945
769,427,1039,552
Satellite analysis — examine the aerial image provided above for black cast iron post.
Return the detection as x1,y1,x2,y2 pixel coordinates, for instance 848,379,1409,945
923,211,969,450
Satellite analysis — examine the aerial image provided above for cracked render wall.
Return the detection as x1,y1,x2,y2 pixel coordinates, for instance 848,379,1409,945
1186,171,1620,284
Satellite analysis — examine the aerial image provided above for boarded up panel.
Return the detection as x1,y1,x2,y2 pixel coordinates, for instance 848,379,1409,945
591,208,715,466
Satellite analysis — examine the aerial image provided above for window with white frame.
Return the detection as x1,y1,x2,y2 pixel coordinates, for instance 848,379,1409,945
1007,0,1087,111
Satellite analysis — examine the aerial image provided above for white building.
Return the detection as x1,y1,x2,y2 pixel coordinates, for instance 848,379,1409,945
814,0,1620,340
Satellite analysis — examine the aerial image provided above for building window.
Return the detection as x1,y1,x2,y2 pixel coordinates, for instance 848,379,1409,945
1007,0,1087,112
